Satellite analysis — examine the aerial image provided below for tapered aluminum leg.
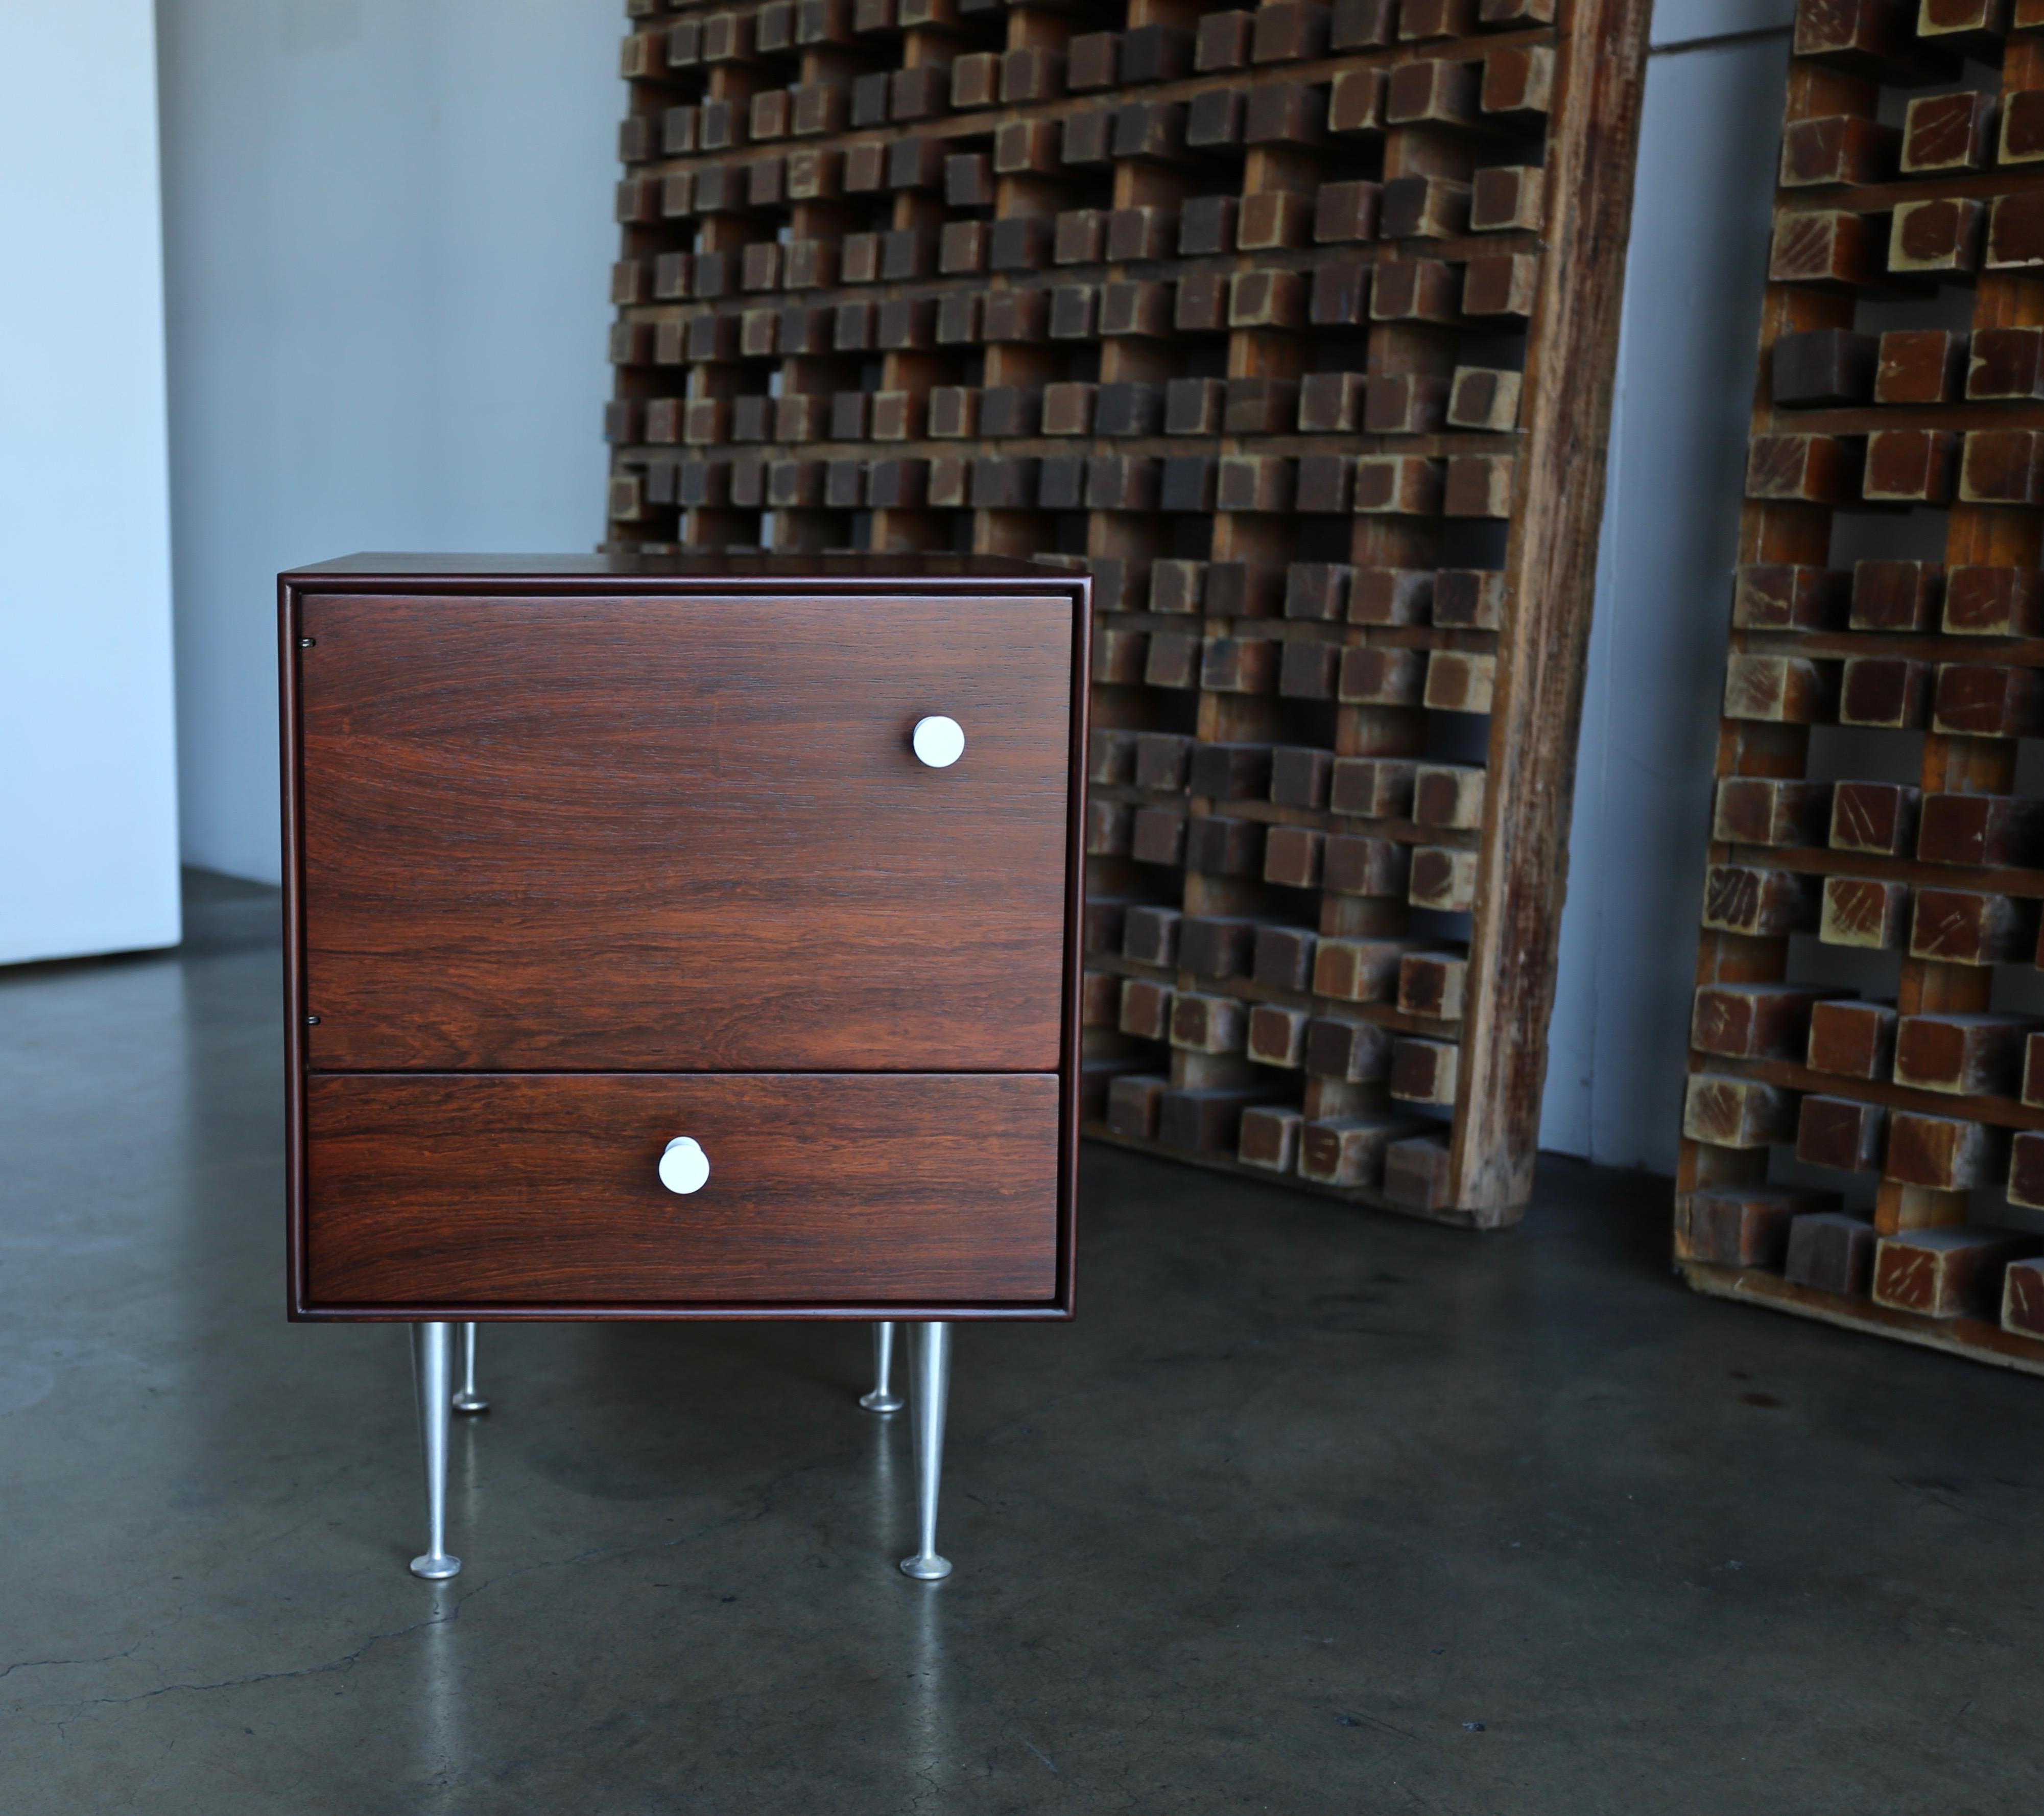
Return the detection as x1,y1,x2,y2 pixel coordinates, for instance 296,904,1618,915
900,1322,952,1581
859,1320,905,1413
409,1323,461,1580
452,1322,488,1414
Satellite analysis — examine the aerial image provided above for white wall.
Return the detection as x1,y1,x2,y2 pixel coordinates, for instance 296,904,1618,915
0,1,181,965
1538,6,1794,1167
157,0,621,885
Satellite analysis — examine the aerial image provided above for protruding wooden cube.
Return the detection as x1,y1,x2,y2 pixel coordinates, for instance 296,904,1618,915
1247,1004,1311,1070
1681,1074,1796,1149
1838,656,1929,730
1723,654,1836,724
1270,747,1332,809
1903,89,1996,174
1185,815,1265,877
1263,826,1323,889
1965,327,2044,400
1240,1105,1305,1173
1745,433,1862,505
1386,57,1480,128
1381,1135,1453,1211
1354,456,1443,515
1080,971,1121,1029
1933,664,2044,738
1850,560,1942,633
1414,764,1486,831
1908,889,2040,966
1819,877,1909,950
1470,165,1542,232
1733,564,1847,631
1446,368,1523,432
1714,777,1829,846
2001,1253,2044,1330
1692,984,1836,1060
1299,1115,1414,1189
1959,429,2044,504
1312,938,1412,1003
1874,328,1964,405
1443,457,1515,519
1128,806,1185,865
1917,793,2044,868
1119,977,1174,1042
1371,258,1460,322
1779,115,1896,186
1330,758,1416,819
1179,915,1258,981
1768,209,1882,290
1884,1113,2008,1190
1807,999,1897,1080
1889,197,1983,276
1254,924,1318,992
1390,1037,1458,1106
1945,566,2044,635
1874,1228,2036,1319
1795,1095,1886,1172
1105,1074,1170,1140
1158,1087,1283,1154
1784,1210,1876,1295
1304,1015,1392,1082
1701,864,1819,936
1170,991,1248,1055
1409,846,1477,912
1895,1013,2036,1097
1677,1186,1832,1268
1338,646,1426,706
1278,640,1340,700
1133,733,1192,794
1424,652,1496,714
1324,835,1409,899
1348,568,1433,625
1122,903,1181,968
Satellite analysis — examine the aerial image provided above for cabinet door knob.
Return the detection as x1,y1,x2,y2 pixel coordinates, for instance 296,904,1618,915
658,1137,710,1195
911,715,965,768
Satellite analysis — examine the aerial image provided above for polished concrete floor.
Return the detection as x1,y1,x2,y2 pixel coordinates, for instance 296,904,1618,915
1,872,2038,1813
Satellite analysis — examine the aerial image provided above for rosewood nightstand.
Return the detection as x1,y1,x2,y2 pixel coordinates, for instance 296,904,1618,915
279,554,1088,1581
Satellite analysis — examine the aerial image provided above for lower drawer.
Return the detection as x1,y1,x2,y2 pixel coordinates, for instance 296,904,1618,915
301,1072,1061,1312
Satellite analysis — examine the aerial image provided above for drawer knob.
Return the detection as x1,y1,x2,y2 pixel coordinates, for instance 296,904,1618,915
911,715,965,769
658,1137,710,1195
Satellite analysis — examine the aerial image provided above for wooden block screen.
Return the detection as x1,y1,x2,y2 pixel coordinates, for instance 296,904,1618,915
604,0,1649,1228
1677,0,2044,1369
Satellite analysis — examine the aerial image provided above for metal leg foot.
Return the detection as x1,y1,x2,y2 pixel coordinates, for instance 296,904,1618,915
859,1320,905,1414
451,1322,488,1414
900,1322,952,1581
409,1323,462,1580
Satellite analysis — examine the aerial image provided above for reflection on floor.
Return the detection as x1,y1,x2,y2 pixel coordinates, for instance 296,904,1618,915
0,869,2034,1813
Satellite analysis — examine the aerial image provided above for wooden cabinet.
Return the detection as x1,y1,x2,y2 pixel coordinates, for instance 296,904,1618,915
282,554,1089,1322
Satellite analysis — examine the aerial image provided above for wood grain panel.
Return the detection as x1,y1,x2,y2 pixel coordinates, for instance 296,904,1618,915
303,1072,1060,1310
298,589,1073,1071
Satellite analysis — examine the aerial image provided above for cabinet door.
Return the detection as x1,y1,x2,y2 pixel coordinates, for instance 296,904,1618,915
301,1072,1060,1310
296,591,1075,1070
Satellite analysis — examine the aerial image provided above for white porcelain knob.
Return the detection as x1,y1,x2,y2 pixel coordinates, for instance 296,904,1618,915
911,715,965,768
658,1137,710,1195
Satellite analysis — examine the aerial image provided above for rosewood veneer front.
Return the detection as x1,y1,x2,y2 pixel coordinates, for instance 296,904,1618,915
280,553,1089,1577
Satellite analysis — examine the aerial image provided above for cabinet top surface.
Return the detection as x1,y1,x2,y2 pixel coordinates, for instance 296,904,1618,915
283,552,1083,588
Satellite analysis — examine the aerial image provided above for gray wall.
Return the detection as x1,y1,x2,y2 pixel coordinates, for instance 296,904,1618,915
1,0,180,964
158,0,621,884
154,0,1795,1173
1539,6,1794,1170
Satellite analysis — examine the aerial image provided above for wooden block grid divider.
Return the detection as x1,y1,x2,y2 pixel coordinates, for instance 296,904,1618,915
1677,0,2044,1369
604,0,1648,1227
